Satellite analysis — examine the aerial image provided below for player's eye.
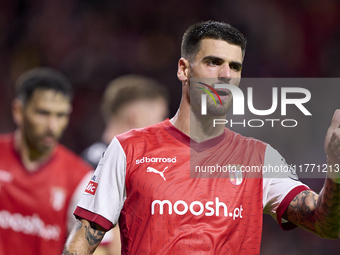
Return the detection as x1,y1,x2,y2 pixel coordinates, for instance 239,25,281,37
207,59,221,66
36,110,50,116
230,63,242,72
57,112,69,118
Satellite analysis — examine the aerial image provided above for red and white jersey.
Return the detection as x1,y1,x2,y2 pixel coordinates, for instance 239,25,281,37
0,133,92,255
75,119,309,255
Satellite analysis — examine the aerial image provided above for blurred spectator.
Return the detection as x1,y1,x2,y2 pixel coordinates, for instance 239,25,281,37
0,67,92,255
82,74,169,255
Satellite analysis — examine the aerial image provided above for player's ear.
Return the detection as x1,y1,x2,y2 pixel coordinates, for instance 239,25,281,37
12,98,24,127
177,58,190,82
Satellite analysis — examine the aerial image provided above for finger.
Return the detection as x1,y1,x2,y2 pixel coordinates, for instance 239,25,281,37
330,129,340,150
330,130,340,148
333,146,340,156
329,109,340,131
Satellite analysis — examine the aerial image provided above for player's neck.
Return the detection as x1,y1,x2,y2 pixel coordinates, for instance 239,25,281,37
14,130,54,172
170,100,225,142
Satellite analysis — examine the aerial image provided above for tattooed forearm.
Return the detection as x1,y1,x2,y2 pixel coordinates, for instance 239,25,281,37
63,219,106,255
283,190,318,233
314,177,340,238
84,224,105,246
283,178,340,239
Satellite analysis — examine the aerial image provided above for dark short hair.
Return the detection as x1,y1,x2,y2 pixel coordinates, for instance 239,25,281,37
181,20,247,61
101,75,169,122
16,67,73,104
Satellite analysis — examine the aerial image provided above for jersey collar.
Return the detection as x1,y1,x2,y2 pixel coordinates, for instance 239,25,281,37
160,119,228,152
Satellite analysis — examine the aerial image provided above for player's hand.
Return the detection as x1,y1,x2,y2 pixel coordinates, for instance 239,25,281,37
324,109,340,181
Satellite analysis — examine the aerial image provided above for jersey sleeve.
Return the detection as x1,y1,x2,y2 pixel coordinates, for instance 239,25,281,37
67,171,94,233
74,137,127,231
262,144,310,230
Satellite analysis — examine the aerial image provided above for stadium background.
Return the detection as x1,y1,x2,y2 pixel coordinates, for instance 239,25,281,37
0,0,339,254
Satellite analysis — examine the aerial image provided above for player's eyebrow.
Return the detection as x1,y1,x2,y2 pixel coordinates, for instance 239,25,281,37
202,55,224,63
201,55,243,69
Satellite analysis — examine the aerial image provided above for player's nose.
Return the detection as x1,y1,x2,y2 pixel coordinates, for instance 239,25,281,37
218,64,231,80
47,116,60,133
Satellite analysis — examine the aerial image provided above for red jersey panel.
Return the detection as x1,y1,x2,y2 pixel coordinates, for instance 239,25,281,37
0,134,92,255
76,120,309,255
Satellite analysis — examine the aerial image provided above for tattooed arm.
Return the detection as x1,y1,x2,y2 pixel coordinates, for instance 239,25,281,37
63,219,107,255
283,178,340,239
283,110,340,239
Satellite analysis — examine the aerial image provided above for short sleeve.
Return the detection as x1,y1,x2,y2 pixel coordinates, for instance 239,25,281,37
67,171,93,233
262,144,310,230
74,137,127,231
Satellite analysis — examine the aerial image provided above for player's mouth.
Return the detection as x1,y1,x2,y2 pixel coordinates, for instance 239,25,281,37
42,135,57,147
195,82,230,104
214,89,230,100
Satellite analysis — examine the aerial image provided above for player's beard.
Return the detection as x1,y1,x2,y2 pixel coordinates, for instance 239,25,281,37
189,78,234,117
205,91,233,116
22,124,58,158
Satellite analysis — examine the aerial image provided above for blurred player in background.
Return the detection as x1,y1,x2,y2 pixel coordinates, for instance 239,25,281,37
82,74,169,255
0,68,92,255
82,74,169,169
64,21,340,254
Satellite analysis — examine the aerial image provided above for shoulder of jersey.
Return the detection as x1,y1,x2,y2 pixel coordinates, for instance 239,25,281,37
0,133,13,145
0,133,15,154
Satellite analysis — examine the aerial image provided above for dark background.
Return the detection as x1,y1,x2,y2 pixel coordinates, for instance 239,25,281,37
1,0,340,254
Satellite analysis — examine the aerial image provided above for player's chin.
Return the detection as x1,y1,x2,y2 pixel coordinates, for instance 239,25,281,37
207,106,230,116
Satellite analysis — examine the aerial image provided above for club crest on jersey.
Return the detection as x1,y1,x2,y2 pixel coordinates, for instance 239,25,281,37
228,165,243,185
281,158,299,181
85,181,98,195
50,187,66,211
91,175,97,182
